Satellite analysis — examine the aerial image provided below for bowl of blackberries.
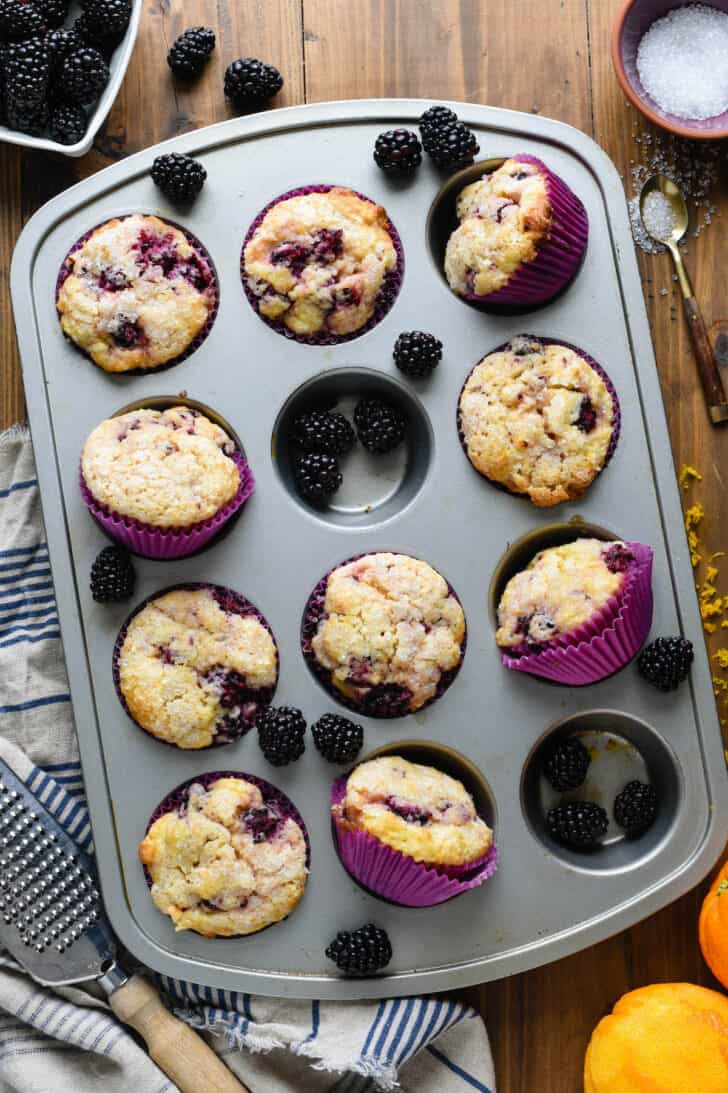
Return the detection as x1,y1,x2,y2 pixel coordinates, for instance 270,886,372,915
0,0,141,155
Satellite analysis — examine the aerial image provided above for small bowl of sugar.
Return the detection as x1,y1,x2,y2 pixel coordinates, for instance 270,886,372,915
612,0,728,138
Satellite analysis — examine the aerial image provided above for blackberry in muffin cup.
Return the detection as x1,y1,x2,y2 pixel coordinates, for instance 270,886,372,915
457,336,620,507
301,552,466,718
80,404,254,560
495,537,654,685
444,155,588,309
241,185,404,345
113,584,278,749
140,771,308,937
331,755,498,907
56,214,218,374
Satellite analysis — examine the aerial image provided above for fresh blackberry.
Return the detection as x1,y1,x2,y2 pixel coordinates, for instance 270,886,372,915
354,397,406,454
614,780,658,835
546,801,608,849
0,0,47,44
79,0,130,37
256,706,306,766
326,923,392,975
71,12,120,57
637,636,694,692
373,128,422,174
419,104,458,136
294,452,342,501
90,545,135,603
151,152,206,202
311,713,364,764
56,45,108,103
5,93,47,131
542,737,591,792
224,56,283,108
167,25,215,78
46,25,82,69
31,0,67,28
49,99,86,143
291,409,355,456
393,330,442,377
423,120,479,169
4,36,49,105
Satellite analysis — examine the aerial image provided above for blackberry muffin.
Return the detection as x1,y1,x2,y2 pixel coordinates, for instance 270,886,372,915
302,552,466,717
335,756,493,868
115,585,278,749
139,774,308,937
444,155,588,308
57,214,217,373
242,185,402,342
458,336,619,506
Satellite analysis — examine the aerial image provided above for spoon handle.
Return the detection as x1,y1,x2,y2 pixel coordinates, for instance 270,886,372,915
683,295,728,425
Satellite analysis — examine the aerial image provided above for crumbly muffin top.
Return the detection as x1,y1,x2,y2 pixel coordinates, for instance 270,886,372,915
57,214,215,373
82,407,240,528
496,538,635,649
310,553,465,713
139,777,307,937
444,158,551,298
243,187,397,337
118,588,277,749
337,756,493,866
459,337,615,507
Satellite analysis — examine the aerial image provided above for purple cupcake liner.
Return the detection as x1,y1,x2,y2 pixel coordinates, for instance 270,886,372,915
56,214,219,376
500,541,654,685
462,155,588,310
300,553,466,719
113,583,279,748
331,776,498,907
80,450,255,560
143,770,309,938
240,184,404,346
456,336,621,502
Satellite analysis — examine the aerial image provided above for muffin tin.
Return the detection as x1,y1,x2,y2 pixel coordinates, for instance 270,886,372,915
11,100,728,999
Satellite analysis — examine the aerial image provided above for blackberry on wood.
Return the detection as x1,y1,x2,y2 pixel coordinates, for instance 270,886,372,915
546,801,608,849
614,781,658,835
224,56,283,108
637,636,694,692
373,128,422,174
354,397,406,454
151,152,207,203
311,713,364,764
90,545,135,603
167,25,215,78
291,409,355,456
542,737,591,792
256,706,306,766
393,330,442,377
294,452,342,502
326,923,393,975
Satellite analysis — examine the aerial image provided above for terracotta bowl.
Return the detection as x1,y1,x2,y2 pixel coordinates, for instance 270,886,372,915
612,0,728,139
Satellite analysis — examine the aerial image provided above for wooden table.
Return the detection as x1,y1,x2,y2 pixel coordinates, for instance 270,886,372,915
1,2,726,1088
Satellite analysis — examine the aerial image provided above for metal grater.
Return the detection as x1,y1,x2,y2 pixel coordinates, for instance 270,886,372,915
0,757,118,988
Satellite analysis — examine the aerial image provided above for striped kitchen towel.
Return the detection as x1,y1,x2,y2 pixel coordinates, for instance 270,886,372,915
0,424,496,1093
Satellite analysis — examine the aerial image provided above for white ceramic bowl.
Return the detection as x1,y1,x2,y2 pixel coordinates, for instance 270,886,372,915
0,0,142,157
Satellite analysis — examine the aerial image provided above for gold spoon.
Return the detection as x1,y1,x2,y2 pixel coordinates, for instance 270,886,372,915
640,174,728,425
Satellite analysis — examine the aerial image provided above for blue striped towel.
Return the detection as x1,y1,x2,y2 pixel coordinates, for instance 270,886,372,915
0,424,496,1093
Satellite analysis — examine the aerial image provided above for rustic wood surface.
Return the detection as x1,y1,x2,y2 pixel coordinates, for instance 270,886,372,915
1,1,726,1089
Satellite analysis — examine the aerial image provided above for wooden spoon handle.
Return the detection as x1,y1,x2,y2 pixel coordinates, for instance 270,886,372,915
683,295,728,424
109,974,250,1093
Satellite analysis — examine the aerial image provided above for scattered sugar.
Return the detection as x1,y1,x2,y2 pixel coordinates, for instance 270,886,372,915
641,189,677,241
637,5,728,120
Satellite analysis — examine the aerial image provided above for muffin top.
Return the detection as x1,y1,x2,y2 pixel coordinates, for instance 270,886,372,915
57,214,215,373
118,587,277,748
82,406,240,528
310,553,465,713
459,337,615,506
337,756,493,866
444,158,551,298
139,777,307,937
243,187,397,338
496,538,636,649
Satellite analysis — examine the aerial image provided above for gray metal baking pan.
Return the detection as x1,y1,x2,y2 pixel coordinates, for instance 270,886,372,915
11,99,728,999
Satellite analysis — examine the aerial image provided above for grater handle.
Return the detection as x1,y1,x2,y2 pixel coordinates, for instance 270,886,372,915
109,974,250,1093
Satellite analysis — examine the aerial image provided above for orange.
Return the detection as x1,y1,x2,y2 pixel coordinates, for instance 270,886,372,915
584,982,728,1092
700,859,728,990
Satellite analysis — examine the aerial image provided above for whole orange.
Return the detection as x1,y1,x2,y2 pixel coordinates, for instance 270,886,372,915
584,982,728,1093
700,859,728,989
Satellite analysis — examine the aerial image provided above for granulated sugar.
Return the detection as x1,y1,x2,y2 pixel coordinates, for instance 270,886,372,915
637,4,728,120
641,189,677,241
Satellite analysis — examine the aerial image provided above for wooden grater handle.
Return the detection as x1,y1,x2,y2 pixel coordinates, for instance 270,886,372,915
109,974,250,1093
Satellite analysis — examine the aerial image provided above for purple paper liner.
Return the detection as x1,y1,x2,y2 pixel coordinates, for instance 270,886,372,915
80,449,255,560
331,776,498,907
456,336,621,502
142,770,310,938
300,552,467,719
56,214,219,375
240,184,404,346
500,542,654,685
460,155,588,310
113,583,279,748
